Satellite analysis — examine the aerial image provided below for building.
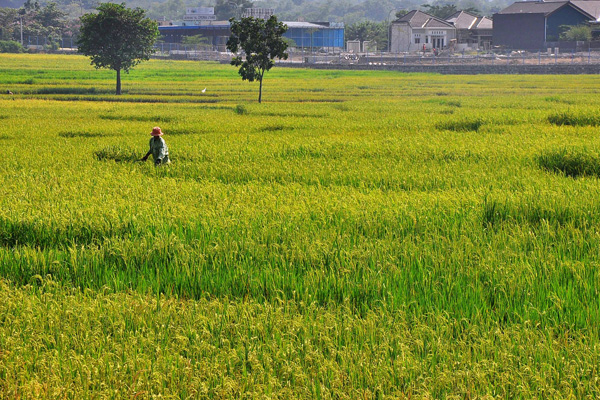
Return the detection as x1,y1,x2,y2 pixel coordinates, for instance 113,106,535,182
284,22,345,50
493,1,600,49
390,10,456,53
242,8,275,19
158,23,231,49
445,11,493,50
158,18,345,51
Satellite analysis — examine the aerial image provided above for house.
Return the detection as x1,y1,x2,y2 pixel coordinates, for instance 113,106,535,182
390,10,456,52
493,1,600,50
445,11,493,50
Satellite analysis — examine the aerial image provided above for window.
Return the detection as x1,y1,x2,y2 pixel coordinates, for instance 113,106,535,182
415,38,420,44
425,37,429,44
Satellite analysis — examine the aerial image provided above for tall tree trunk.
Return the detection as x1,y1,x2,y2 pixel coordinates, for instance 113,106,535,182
116,68,121,95
258,69,264,103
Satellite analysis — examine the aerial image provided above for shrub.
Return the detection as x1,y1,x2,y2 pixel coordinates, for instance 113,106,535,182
537,147,600,178
0,40,24,53
234,104,247,115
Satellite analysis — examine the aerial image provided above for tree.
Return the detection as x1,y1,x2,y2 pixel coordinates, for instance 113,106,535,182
78,3,158,95
346,21,389,51
421,3,457,18
227,15,288,103
215,0,253,21
560,24,592,41
0,7,18,41
421,3,480,18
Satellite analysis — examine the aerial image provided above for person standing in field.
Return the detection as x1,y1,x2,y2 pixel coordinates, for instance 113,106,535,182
141,126,170,165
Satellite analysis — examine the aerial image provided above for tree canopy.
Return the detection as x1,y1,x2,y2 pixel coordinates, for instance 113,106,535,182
560,24,592,41
226,15,288,103
346,21,389,51
420,3,480,18
214,0,253,21
78,2,158,95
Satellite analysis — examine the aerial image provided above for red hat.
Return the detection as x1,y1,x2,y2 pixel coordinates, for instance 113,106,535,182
151,126,163,136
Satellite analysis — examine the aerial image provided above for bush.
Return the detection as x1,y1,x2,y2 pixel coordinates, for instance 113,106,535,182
537,147,600,178
0,40,24,53
234,104,247,115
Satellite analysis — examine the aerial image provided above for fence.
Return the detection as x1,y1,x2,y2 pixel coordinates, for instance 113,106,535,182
15,37,600,68
16,36,78,50
277,48,600,67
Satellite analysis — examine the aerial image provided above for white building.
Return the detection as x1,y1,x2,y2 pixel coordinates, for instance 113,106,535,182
390,10,456,53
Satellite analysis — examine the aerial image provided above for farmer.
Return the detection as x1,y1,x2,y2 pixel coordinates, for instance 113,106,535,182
141,126,170,165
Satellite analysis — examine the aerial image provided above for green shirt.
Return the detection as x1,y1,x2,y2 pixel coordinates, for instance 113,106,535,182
149,137,170,165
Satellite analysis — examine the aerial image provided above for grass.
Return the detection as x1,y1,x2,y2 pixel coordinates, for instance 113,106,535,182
1,53,600,398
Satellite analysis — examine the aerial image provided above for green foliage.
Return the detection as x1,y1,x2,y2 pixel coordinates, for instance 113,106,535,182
436,117,484,132
0,40,24,53
214,0,253,20
180,34,212,47
227,15,288,103
421,3,480,18
78,2,159,95
13,2,68,40
537,147,600,178
559,24,592,41
548,111,600,126
346,20,389,51
234,104,247,114
0,7,18,40
4,54,600,398
94,145,140,162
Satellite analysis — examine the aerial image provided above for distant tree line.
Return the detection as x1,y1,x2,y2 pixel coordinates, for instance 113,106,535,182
0,0,516,29
0,0,74,51
2,0,599,54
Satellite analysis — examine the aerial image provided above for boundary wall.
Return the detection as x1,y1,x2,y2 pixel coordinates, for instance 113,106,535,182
277,63,600,74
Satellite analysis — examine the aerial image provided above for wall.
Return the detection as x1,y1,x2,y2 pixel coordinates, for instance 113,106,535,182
493,13,546,49
546,5,590,41
280,63,600,74
390,22,412,53
285,27,344,49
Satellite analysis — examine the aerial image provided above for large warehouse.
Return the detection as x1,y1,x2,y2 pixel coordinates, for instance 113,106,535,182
157,8,344,51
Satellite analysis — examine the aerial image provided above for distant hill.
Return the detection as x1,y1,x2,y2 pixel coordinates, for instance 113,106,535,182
2,0,512,23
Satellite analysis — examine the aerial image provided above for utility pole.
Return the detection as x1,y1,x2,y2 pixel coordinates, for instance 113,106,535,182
19,15,23,46
387,9,396,53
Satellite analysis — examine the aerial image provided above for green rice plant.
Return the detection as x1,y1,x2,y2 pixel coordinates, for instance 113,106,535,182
94,145,140,162
260,124,287,132
99,114,174,122
234,104,248,114
424,98,461,107
537,147,600,177
35,86,100,94
164,127,197,135
59,130,106,138
3,53,600,398
436,117,484,132
544,95,574,104
548,111,600,126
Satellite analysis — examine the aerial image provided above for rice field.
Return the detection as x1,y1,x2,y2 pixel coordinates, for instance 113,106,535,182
2,53,600,398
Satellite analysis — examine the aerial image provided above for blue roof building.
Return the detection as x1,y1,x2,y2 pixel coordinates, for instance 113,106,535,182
158,20,345,50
